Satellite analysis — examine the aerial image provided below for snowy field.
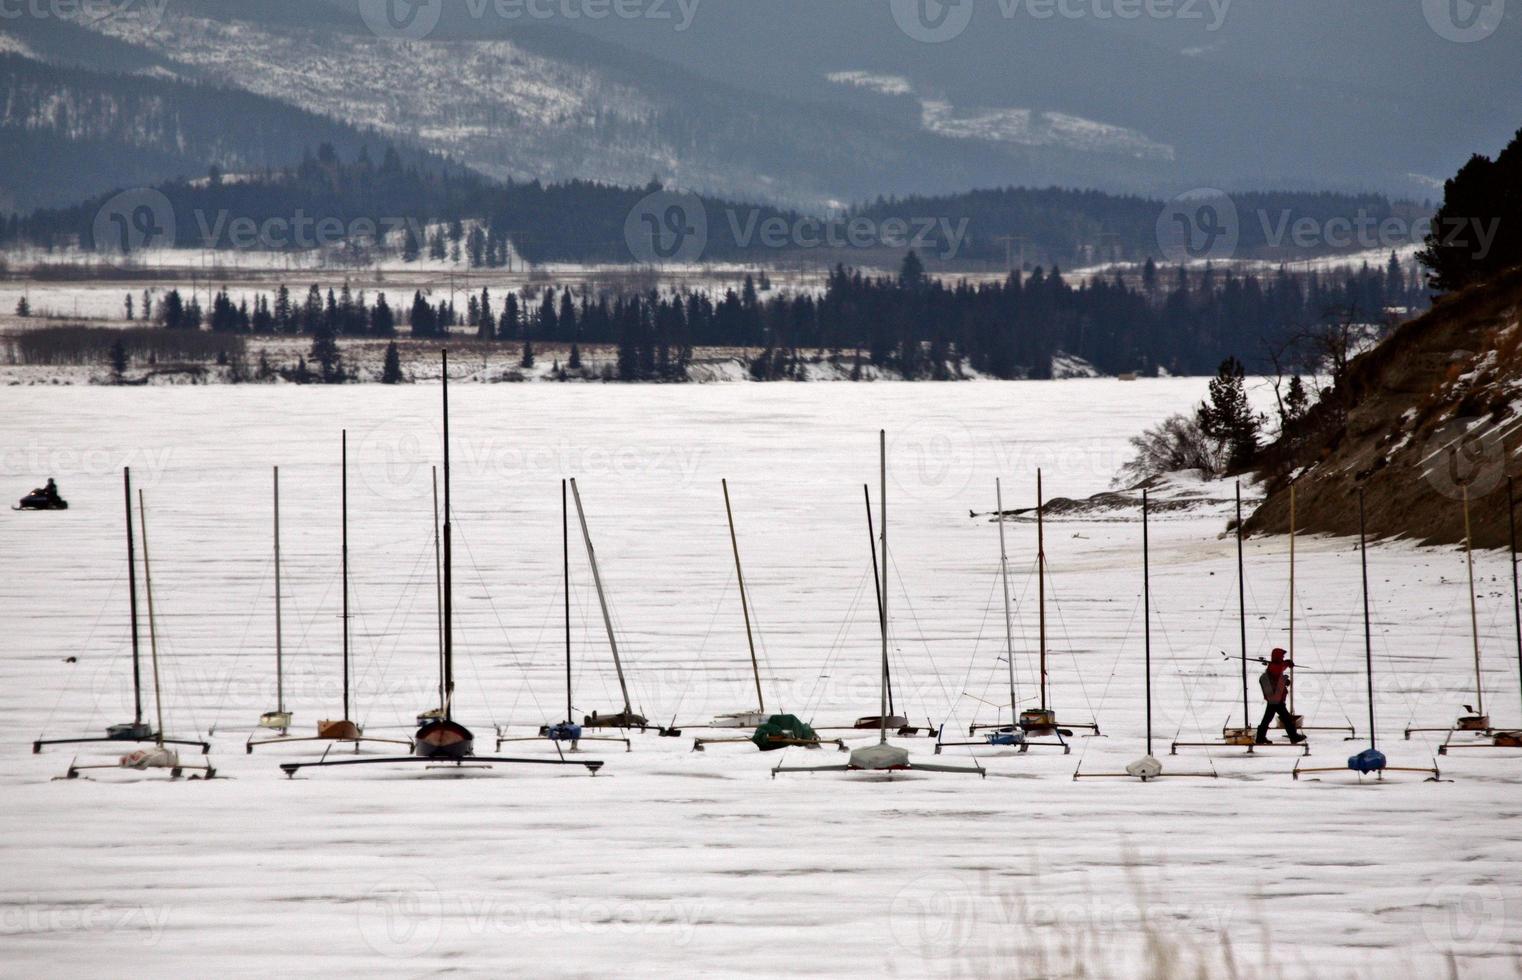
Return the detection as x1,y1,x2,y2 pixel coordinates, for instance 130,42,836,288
1,380,1518,977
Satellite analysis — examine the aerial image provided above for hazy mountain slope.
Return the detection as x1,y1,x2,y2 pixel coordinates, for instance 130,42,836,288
562,0,1521,198
0,45,459,212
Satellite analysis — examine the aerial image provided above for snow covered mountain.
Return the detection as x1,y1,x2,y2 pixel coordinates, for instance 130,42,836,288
2,1,1517,213
0,0,1174,211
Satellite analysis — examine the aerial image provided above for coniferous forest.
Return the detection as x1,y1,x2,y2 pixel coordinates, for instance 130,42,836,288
142,250,1424,381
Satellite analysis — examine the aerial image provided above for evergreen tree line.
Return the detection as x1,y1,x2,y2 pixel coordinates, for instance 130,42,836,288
141,249,1427,379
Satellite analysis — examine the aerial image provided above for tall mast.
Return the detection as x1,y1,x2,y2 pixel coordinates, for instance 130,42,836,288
432,466,444,713
996,479,1016,722
723,479,764,713
1288,481,1296,714
341,429,351,720
1037,468,1048,710
569,478,632,715
1462,484,1484,717
123,467,143,727
1358,488,1375,751
273,466,284,717
1508,477,1520,725
1142,488,1153,756
441,350,454,720
1236,481,1248,728
564,479,572,724
137,491,165,748
864,485,894,717
878,429,888,745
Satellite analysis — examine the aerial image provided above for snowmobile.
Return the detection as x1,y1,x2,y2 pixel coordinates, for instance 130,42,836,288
14,487,68,510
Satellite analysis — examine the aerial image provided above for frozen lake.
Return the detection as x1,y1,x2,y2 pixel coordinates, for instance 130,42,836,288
1,379,1518,977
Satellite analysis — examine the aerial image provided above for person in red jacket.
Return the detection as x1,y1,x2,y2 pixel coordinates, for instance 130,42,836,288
1255,648,1306,745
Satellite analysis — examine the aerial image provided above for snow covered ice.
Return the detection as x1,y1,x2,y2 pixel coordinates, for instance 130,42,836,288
2,380,1518,977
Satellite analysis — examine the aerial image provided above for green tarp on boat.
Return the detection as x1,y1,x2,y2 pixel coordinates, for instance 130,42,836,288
751,714,817,752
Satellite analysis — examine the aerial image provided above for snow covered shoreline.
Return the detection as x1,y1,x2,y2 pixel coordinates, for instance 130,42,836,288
1,336,1109,386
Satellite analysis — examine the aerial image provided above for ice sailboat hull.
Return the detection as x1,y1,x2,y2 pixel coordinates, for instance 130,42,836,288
415,719,475,760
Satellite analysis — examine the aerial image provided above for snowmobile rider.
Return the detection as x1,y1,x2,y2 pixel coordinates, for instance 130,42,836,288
1255,648,1306,745
43,478,59,502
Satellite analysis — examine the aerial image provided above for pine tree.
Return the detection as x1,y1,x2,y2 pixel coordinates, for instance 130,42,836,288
559,288,577,344
898,250,926,290
311,323,342,383
409,291,434,338
159,290,184,329
371,293,396,337
141,290,153,322
381,341,403,384
125,293,134,321
568,341,582,370
15,296,29,317
502,293,520,341
302,285,323,333
1197,356,1262,472
1284,374,1309,425
273,285,292,333
537,289,558,340
521,337,535,369
109,337,127,383
252,296,274,334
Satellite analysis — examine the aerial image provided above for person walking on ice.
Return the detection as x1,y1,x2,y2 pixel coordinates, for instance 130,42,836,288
1256,648,1307,745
